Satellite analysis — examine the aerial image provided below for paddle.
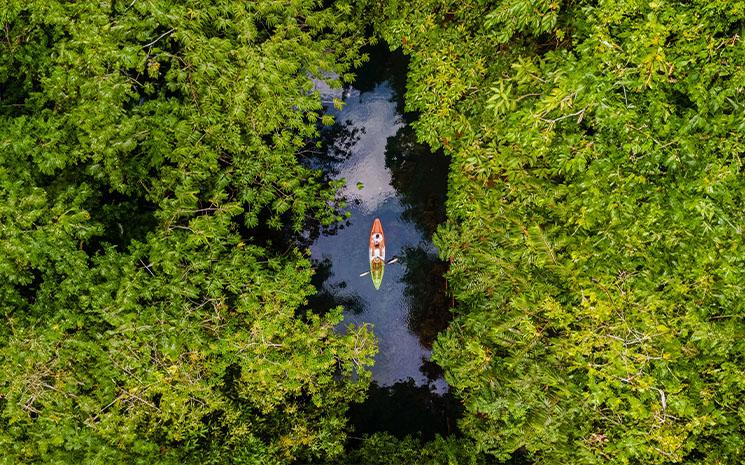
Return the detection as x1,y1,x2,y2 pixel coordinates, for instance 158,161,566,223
359,257,399,277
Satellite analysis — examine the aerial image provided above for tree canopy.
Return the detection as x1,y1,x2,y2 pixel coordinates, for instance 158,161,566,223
1,1,375,463
2,0,744,463
376,0,745,462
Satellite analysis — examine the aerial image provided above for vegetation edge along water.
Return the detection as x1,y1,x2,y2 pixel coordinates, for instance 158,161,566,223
1,0,744,464
370,0,745,463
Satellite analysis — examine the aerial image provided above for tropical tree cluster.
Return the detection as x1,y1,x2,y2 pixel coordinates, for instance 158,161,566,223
375,0,745,463
3,0,745,464
0,1,376,463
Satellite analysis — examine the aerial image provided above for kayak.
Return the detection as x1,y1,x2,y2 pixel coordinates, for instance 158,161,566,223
369,218,385,289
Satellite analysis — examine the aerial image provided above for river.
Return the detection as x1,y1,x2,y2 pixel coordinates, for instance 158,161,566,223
308,46,460,439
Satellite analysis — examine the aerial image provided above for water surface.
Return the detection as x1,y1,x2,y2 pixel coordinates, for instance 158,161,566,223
310,48,452,396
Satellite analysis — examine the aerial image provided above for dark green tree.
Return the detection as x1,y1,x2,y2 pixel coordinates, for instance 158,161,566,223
337,433,481,465
375,0,745,462
0,1,375,463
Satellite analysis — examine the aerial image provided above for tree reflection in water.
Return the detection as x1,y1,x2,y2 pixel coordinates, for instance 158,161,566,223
399,246,451,349
385,124,449,240
353,44,409,115
296,114,364,250
348,379,462,440
308,117,365,179
306,257,364,316
383,111,452,351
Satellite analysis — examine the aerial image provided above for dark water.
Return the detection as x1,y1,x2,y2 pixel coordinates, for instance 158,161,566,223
309,47,460,438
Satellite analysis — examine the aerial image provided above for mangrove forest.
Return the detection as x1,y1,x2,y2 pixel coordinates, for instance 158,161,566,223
1,0,743,464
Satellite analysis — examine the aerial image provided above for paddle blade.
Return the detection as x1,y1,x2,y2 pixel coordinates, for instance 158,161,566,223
359,271,370,277
386,257,399,265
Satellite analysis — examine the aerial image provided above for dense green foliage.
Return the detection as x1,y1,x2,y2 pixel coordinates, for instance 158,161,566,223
376,0,745,462
0,1,376,463
334,433,481,465
4,0,745,463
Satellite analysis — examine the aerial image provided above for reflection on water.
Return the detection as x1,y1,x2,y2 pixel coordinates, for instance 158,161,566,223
329,83,402,214
307,257,365,315
348,380,462,441
386,125,449,240
308,115,365,180
307,46,453,402
400,247,451,349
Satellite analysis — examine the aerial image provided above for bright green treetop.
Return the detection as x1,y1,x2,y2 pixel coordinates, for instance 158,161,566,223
0,1,375,463
376,0,745,462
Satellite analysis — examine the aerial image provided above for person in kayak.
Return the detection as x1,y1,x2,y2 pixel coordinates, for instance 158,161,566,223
371,233,383,260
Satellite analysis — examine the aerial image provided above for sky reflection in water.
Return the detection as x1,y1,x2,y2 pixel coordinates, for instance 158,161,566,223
311,71,451,394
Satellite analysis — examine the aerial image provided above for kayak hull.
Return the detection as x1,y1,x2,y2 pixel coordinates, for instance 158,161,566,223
369,218,385,289
370,259,384,290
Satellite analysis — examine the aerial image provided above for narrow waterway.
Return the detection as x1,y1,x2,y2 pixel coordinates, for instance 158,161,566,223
309,46,459,438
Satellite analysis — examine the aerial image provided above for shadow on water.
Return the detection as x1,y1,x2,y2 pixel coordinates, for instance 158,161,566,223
400,246,452,349
348,380,463,441
385,125,449,240
307,257,365,315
